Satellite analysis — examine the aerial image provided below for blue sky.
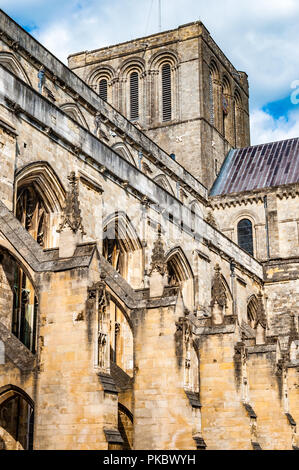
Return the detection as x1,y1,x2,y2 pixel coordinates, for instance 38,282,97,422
1,0,299,144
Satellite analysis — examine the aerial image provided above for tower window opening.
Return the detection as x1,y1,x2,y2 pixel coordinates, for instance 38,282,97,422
162,63,172,122
99,78,108,101
130,71,139,120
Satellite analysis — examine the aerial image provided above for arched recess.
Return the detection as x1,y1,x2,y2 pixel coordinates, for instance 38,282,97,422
15,161,66,248
222,75,232,142
209,59,220,129
234,89,243,148
189,201,203,233
88,66,115,103
237,218,254,257
166,247,194,311
119,59,145,124
247,294,258,329
102,212,143,288
154,174,175,195
60,103,89,130
112,143,137,166
0,248,38,353
150,51,179,124
210,264,234,325
0,52,31,85
0,385,34,450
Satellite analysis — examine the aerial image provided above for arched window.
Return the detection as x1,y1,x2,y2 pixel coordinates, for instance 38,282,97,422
15,162,65,249
99,78,108,101
0,385,34,450
102,213,143,287
130,71,139,120
16,186,47,247
247,296,257,329
166,248,194,310
237,219,253,256
162,63,172,121
234,91,243,148
209,70,214,125
222,76,231,140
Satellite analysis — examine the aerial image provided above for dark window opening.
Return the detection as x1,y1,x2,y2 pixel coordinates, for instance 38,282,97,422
12,265,38,353
237,219,254,256
162,63,172,122
99,79,108,101
130,72,139,120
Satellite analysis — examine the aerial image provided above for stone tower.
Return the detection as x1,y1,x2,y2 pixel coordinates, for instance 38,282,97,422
68,21,250,189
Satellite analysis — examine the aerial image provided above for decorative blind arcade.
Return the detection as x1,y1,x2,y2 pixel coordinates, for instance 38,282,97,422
99,79,108,101
130,72,139,120
162,63,172,122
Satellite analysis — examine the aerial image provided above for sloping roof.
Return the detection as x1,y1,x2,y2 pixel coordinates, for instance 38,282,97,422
210,138,299,196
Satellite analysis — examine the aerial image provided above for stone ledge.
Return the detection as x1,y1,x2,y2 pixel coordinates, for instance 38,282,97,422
185,390,201,409
0,321,36,371
195,324,236,336
98,372,118,395
247,344,276,354
104,428,124,444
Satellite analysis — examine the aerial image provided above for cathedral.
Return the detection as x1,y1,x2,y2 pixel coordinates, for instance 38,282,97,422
0,9,298,450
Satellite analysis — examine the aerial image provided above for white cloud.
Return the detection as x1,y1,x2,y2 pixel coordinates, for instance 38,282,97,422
250,107,299,145
2,0,299,143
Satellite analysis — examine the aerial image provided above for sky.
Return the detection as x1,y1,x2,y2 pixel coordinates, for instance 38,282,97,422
1,0,299,145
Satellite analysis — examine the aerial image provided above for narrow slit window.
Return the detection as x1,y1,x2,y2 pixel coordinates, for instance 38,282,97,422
130,71,139,120
162,63,172,122
209,71,214,125
99,79,108,101
237,219,253,256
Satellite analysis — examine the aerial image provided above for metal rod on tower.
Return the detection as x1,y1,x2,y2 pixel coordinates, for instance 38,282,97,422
158,0,162,31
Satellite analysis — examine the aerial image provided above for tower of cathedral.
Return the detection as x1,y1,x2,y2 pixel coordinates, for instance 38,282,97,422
69,21,250,189
0,9,298,451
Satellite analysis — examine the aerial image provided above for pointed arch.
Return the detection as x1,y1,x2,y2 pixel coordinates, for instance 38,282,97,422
15,161,66,248
112,143,136,167
0,385,34,408
0,52,31,85
103,212,142,287
247,294,258,329
103,212,142,253
166,247,193,283
0,385,34,450
154,174,175,195
15,161,66,213
166,247,194,310
60,103,89,129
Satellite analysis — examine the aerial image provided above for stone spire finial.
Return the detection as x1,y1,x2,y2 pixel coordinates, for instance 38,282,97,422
255,292,267,329
211,264,227,308
57,172,86,235
149,224,168,277
58,172,85,258
149,224,168,298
